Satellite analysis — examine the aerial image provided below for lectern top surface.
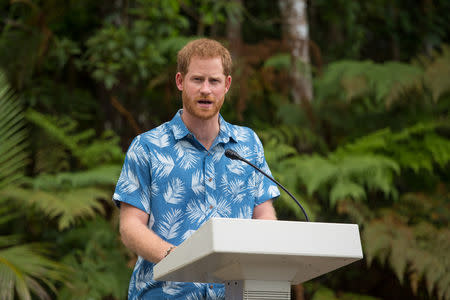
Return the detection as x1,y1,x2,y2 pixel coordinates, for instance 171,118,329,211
154,218,363,284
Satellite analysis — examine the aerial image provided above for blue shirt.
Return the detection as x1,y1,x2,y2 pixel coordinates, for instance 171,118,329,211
113,110,280,299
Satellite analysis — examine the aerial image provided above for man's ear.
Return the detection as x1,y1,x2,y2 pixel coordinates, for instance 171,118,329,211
225,75,232,93
175,72,184,91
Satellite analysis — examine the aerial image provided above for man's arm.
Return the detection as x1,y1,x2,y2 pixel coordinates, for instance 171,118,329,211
252,199,277,220
120,202,174,263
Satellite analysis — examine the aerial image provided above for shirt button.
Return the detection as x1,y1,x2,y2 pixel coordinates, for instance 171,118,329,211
209,205,213,209
209,284,213,289
208,177,212,182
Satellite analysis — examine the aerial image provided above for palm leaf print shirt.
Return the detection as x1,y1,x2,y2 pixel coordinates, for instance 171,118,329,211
113,110,280,299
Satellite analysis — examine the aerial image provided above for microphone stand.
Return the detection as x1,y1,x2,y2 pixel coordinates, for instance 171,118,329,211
225,149,309,222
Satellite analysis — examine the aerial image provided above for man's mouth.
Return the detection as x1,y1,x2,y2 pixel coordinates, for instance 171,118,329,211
197,99,213,104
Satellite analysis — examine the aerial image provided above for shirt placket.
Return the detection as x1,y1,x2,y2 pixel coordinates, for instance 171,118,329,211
203,150,216,214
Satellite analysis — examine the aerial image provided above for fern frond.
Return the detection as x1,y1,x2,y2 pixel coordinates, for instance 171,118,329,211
0,187,108,230
259,124,325,153
26,109,78,151
316,60,423,105
329,179,366,207
336,199,375,225
363,208,450,300
295,153,399,205
258,131,298,165
29,165,121,190
422,45,450,102
26,109,124,168
293,155,337,196
424,133,450,168
259,126,318,220
363,221,393,266
339,121,450,173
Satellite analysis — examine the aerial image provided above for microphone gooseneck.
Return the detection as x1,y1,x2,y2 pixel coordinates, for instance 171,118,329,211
224,149,309,222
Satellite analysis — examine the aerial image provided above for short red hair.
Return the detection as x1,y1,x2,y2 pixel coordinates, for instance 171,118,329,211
177,38,232,76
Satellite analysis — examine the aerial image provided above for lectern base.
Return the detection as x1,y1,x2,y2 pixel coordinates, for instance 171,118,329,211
224,280,290,300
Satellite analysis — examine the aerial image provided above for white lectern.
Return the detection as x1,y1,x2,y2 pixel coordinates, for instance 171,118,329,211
154,218,363,300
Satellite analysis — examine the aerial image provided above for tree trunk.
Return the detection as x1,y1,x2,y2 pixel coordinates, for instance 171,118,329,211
226,0,247,121
227,0,242,58
279,0,313,103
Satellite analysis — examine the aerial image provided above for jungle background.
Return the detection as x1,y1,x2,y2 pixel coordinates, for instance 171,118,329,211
0,0,449,299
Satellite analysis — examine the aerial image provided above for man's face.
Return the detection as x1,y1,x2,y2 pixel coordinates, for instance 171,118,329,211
176,56,231,121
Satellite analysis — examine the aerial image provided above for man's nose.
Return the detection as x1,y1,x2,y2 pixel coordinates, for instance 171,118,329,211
200,81,211,94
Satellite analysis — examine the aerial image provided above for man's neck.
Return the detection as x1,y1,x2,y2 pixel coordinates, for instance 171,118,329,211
181,111,220,150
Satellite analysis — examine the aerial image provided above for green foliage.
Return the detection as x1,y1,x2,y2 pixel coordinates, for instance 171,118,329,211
0,239,67,300
262,118,449,219
1,186,108,231
260,125,326,220
287,119,450,300
337,122,450,173
46,37,81,72
1,110,124,230
0,72,28,189
28,165,121,190
339,190,450,300
309,53,449,299
318,46,450,108
310,0,450,62
316,60,423,105
82,0,189,89
268,51,449,299
311,287,381,300
26,109,124,168
294,152,399,206
418,45,450,102
313,47,450,151
263,53,290,71
0,71,67,300
56,219,131,300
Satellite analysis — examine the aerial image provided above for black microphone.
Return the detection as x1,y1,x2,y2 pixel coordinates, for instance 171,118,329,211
224,149,309,222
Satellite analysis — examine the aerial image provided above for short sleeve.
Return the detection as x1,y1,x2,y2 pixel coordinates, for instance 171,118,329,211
252,131,281,206
113,136,151,214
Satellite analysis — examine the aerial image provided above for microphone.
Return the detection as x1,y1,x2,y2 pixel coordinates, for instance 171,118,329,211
224,149,309,222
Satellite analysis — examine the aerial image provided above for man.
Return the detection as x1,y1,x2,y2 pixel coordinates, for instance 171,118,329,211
113,38,280,299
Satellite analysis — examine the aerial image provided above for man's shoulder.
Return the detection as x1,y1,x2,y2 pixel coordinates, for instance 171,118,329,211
132,121,173,149
225,121,260,144
141,121,170,137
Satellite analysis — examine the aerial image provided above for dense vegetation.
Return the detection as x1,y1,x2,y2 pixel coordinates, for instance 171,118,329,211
0,1,449,299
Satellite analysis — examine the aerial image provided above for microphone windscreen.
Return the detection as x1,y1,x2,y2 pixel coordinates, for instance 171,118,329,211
224,149,240,160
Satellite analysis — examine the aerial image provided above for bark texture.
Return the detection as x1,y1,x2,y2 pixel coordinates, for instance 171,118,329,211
279,0,313,103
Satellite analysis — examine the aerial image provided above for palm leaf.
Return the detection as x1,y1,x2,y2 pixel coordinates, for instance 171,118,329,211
0,71,28,189
0,241,67,300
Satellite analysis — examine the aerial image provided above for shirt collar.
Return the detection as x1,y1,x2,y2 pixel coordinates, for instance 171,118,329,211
217,114,238,144
168,109,238,144
168,109,191,140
